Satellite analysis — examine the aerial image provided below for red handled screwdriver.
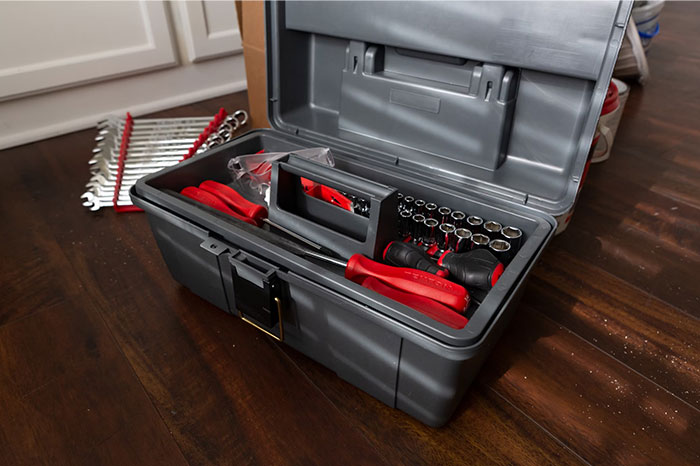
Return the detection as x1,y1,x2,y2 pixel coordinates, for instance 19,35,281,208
198,180,268,221
359,277,468,329
384,241,504,290
180,187,258,226
437,248,504,290
181,182,326,251
302,249,469,313
383,240,448,277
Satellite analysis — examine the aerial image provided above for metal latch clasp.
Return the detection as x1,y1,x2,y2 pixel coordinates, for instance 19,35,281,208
240,297,284,341
230,253,285,341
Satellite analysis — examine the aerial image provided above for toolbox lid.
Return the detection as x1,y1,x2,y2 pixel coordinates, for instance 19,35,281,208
265,0,632,215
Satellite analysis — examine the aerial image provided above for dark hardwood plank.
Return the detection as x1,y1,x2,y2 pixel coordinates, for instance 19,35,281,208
479,307,700,465
0,160,189,466
551,0,700,316
0,145,69,327
527,248,700,408
554,138,700,318
0,222,188,466
278,345,586,466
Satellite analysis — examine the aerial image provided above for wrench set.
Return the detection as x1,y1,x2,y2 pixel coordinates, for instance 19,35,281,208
396,193,524,264
82,109,248,211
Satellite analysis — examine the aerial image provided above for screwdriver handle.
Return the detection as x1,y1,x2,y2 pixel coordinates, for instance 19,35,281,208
300,178,354,212
180,187,258,226
199,180,268,222
360,277,468,329
437,248,504,290
346,254,469,312
383,241,448,277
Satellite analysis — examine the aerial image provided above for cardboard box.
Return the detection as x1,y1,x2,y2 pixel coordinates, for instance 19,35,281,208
238,0,270,129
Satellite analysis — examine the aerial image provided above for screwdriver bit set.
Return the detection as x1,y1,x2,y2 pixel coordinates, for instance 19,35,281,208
81,109,248,211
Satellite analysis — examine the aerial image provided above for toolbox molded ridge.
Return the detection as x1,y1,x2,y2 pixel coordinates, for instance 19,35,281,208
132,0,632,426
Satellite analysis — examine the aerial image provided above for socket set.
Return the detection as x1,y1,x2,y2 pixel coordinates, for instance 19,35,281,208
320,188,523,263
81,109,248,212
396,192,524,263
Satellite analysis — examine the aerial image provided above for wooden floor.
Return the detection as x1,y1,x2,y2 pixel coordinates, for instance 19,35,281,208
2,3,699,465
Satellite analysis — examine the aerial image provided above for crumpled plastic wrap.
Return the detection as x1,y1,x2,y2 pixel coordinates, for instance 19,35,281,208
227,147,334,205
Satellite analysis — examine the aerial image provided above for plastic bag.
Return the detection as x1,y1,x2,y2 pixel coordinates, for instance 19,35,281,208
227,147,334,205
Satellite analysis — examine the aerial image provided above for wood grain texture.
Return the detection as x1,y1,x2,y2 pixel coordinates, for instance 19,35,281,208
1,2,699,464
529,249,700,408
0,158,188,466
480,308,699,465
278,345,587,466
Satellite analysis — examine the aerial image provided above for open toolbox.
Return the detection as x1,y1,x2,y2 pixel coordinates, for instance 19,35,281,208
131,1,632,426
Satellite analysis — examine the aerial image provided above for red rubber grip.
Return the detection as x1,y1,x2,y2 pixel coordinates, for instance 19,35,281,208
180,187,257,226
300,178,353,212
300,177,322,198
491,262,505,287
198,180,267,221
360,277,468,329
319,185,353,212
113,113,141,212
114,205,143,213
346,254,469,312
183,108,227,161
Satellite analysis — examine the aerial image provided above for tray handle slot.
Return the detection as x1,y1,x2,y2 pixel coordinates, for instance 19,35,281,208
269,154,399,260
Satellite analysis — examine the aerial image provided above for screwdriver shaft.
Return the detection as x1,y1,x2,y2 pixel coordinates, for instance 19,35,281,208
301,249,347,267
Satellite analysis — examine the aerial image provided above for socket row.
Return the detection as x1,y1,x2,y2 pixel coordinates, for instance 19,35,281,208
396,193,524,263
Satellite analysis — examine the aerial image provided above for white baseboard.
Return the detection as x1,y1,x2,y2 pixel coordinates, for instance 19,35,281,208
0,54,247,150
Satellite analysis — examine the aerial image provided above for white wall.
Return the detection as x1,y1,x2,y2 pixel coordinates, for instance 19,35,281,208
0,0,247,150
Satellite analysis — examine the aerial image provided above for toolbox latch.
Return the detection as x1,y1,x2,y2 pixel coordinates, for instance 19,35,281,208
230,253,285,341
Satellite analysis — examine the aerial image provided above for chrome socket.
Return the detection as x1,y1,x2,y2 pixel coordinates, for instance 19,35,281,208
489,239,512,263
436,223,457,252
424,202,438,219
466,215,484,233
484,220,502,236
399,210,413,238
470,233,490,250
438,206,452,224
454,228,473,252
423,218,440,246
501,226,523,252
451,210,466,229
413,199,426,215
411,214,426,243
403,196,415,214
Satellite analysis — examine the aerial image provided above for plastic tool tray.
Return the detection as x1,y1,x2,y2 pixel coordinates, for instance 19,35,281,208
132,0,632,426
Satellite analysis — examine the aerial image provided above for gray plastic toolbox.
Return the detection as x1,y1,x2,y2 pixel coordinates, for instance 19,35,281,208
131,0,632,426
